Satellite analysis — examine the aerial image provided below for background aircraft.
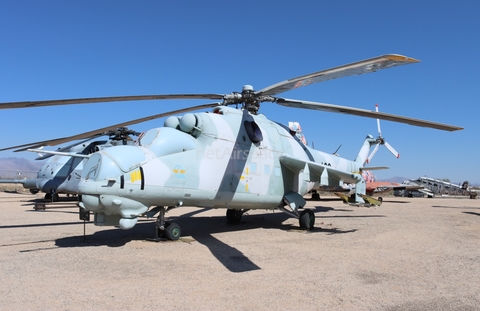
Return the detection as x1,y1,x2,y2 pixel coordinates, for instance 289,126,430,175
0,128,139,201
362,171,423,202
402,177,477,198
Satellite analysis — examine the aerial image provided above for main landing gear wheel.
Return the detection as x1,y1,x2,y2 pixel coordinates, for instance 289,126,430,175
44,192,59,202
311,190,320,200
299,209,315,230
226,209,243,223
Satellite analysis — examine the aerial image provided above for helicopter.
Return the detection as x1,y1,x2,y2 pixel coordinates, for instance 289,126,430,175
0,54,463,240
0,127,140,201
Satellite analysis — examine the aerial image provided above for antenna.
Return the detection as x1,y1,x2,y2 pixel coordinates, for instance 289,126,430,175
333,144,342,156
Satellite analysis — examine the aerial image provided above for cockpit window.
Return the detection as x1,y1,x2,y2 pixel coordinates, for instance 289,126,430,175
138,127,197,157
138,129,160,147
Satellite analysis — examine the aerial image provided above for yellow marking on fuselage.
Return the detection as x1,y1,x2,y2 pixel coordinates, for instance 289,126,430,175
130,170,141,183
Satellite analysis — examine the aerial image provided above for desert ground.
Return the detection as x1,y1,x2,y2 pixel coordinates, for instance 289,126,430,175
0,190,479,311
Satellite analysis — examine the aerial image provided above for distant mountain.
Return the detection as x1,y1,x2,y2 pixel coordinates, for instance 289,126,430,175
0,157,43,172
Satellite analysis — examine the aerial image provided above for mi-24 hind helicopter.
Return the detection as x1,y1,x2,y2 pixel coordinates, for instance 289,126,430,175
0,128,140,202
0,54,463,240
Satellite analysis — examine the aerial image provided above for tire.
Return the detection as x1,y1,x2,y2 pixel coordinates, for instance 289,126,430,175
299,209,315,230
226,209,243,223
164,222,181,241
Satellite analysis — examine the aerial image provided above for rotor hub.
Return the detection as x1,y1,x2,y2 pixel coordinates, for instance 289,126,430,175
104,127,141,142
237,85,258,114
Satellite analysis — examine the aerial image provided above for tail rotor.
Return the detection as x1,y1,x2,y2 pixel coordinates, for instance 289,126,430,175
366,104,400,164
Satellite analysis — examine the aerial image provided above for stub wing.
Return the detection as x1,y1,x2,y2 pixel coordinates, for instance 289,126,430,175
279,154,362,186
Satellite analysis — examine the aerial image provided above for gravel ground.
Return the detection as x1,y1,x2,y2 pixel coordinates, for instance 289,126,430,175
0,191,479,311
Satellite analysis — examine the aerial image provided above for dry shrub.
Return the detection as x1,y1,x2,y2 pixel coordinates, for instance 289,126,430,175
0,183,27,193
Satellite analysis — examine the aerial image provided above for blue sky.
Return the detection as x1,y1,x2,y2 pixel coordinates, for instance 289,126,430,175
0,1,478,184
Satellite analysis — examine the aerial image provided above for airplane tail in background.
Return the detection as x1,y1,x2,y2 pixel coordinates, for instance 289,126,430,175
362,170,376,182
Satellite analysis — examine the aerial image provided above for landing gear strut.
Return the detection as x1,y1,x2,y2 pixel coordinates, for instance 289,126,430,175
147,206,181,241
280,192,315,231
44,190,59,202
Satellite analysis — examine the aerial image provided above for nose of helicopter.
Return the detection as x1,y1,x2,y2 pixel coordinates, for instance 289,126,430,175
77,147,150,230
79,145,147,189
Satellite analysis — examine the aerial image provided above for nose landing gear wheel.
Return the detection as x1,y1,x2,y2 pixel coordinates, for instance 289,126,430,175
147,207,182,242
164,222,181,241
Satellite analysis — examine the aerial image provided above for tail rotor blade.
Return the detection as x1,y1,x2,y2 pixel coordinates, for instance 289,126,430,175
367,103,399,162
366,144,380,163
385,141,400,158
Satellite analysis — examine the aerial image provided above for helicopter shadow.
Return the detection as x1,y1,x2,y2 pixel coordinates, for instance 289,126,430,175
55,222,156,248
381,200,411,204
54,215,265,272
54,205,369,272
462,211,480,217
166,208,360,272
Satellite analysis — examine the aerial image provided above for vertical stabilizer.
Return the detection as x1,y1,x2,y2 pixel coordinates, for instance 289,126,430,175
354,135,376,166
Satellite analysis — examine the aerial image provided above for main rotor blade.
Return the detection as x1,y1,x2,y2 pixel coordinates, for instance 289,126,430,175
0,102,220,152
0,94,224,110
375,104,382,136
256,54,419,97
275,98,463,132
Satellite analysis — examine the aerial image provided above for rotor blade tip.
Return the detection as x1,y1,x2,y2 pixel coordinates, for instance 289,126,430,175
386,54,420,63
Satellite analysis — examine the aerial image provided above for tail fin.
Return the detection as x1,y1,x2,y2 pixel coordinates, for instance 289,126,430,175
354,134,377,166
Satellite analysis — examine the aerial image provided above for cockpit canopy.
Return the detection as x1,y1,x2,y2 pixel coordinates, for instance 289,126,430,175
138,127,197,157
